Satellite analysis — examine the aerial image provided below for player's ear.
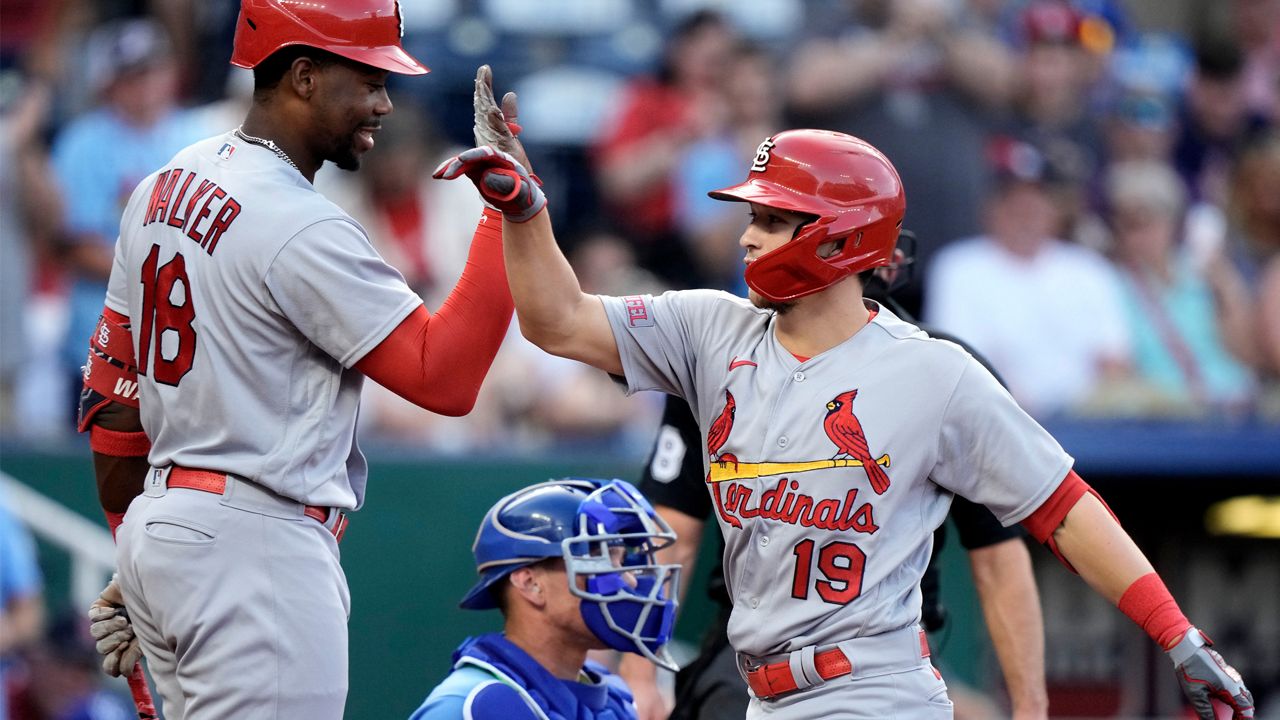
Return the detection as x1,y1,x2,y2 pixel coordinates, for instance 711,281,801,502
287,56,319,99
508,567,546,607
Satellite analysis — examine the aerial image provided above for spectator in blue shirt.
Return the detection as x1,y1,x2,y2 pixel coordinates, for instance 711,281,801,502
49,17,214,423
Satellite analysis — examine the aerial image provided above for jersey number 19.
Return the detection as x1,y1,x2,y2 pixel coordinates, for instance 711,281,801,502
791,539,866,605
138,245,197,386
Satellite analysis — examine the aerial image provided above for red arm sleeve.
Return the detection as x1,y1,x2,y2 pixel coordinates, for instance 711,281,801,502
355,209,513,416
1021,469,1120,573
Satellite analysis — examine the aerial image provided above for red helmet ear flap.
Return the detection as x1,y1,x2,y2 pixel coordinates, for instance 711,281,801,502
746,212,902,303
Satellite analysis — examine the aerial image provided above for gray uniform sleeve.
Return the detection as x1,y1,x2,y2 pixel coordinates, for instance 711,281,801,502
601,290,721,401
265,218,422,368
105,236,129,317
932,358,1074,526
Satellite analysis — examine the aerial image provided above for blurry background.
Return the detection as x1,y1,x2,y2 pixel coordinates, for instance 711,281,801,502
0,0,1277,718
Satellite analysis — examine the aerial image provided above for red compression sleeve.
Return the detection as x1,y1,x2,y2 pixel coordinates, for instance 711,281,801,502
1118,572,1192,649
1022,470,1089,543
1021,470,1122,573
355,209,513,415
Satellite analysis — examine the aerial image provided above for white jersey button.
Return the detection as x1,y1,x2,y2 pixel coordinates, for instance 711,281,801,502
793,371,805,382
750,598,760,608
759,536,770,547
778,436,788,447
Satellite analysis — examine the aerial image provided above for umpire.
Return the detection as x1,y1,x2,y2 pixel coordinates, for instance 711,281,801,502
618,237,1049,720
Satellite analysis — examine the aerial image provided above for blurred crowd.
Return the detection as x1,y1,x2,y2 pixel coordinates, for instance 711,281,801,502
0,0,1278,454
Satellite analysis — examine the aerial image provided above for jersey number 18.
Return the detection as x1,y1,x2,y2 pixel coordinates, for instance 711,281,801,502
137,245,197,386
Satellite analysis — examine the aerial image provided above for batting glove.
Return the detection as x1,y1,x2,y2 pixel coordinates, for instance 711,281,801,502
88,574,144,677
472,64,533,174
1168,628,1254,719
433,146,546,223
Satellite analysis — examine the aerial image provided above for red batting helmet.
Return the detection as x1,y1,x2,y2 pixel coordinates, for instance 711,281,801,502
231,0,428,75
709,129,905,302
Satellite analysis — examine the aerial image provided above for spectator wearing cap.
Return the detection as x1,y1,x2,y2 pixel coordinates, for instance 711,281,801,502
924,136,1132,417
1104,159,1255,414
1101,32,1191,167
1003,0,1108,242
49,17,216,425
1105,91,1178,164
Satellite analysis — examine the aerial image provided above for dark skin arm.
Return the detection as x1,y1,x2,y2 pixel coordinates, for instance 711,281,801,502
90,403,149,514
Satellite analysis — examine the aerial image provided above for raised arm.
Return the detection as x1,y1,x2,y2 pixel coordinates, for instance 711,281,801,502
354,208,512,416
497,205,621,375
433,66,622,375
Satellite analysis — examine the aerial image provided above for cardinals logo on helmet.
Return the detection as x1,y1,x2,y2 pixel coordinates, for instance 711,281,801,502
750,138,776,173
823,389,890,495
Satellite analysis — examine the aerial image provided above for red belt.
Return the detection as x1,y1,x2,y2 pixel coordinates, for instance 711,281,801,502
745,631,930,701
166,467,348,543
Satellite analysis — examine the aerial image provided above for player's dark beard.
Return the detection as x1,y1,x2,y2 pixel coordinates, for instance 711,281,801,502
329,127,368,171
332,144,361,172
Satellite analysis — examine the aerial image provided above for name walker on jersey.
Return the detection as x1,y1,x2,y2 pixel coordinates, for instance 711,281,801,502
143,167,242,255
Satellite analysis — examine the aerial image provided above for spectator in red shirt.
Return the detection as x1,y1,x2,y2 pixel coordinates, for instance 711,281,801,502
592,10,735,287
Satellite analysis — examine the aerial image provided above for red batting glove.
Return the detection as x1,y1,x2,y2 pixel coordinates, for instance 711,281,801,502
432,146,546,223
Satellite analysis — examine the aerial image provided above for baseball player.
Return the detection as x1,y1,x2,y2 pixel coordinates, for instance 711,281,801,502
435,71,1254,720
618,244,1050,720
411,478,681,720
77,3,520,718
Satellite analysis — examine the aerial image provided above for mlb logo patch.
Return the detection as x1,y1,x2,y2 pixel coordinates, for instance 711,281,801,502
217,143,236,160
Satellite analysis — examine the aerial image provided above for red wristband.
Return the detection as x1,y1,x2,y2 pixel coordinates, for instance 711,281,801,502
89,426,151,457
1118,572,1192,649
104,510,126,541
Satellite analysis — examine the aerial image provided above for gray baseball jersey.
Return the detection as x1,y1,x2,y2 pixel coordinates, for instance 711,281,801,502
105,130,422,509
601,291,1072,658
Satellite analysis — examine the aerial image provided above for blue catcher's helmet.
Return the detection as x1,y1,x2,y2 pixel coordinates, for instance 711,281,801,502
460,478,682,670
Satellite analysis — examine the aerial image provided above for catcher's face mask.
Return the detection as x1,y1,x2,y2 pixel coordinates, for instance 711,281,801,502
564,480,681,671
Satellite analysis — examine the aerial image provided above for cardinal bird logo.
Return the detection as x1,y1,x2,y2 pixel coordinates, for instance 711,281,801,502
823,389,890,495
707,390,738,468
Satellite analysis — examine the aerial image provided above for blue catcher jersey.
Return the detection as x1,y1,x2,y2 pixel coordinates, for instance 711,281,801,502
410,633,636,720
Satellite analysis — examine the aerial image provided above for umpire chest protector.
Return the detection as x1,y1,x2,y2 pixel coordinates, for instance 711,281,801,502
452,634,635,720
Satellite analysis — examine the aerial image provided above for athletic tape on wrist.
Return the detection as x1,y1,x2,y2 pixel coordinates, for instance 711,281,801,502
1118,572,1192,650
